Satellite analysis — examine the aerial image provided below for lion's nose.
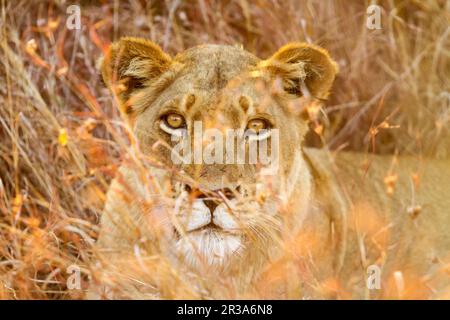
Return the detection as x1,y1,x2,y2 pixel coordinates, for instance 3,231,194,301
202,199,219,215
191,187,240,214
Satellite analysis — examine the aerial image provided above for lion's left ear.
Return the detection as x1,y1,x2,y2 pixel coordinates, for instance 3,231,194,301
260,42,338,99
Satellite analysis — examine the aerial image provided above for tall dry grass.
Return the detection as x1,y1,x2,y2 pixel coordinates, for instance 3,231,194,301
0,0,449,299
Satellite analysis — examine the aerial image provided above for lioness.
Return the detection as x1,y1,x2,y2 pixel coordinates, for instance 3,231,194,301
90,37,450,299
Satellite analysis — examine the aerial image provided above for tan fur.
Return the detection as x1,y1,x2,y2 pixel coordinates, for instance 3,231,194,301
90,38,450,299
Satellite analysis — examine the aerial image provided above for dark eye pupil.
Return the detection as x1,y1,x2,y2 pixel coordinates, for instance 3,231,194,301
249,120,265,131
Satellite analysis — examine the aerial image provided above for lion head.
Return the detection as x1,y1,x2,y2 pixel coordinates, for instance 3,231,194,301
99,38,338,274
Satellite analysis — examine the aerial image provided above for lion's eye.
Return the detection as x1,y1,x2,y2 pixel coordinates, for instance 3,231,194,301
245,118,272,141
246,119,268,133
165,113,185,129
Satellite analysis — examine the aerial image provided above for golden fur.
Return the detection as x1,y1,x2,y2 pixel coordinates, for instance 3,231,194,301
90,37,450,299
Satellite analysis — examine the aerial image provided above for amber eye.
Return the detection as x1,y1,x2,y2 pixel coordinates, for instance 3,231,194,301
246,118,269,133
165,113,185,129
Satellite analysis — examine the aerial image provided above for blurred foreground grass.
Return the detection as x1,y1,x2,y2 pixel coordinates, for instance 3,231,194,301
0,0,449,299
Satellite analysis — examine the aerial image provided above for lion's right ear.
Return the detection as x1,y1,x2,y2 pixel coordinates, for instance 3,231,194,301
99,37,172,112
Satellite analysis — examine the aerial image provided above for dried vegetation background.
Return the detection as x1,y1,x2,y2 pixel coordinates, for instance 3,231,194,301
0,0,449,299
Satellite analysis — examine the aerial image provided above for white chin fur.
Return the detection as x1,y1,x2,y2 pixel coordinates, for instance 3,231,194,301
173,191,243,267
176,230,242,267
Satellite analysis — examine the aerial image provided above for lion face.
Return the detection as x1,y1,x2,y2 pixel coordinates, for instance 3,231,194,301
100,38,338,269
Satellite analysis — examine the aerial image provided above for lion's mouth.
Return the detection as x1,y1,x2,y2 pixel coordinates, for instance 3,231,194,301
170,184,247,265
175,227,243,266
190,221,241,234
173,217,241,243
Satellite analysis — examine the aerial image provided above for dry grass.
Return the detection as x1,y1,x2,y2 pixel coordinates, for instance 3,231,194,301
0,0,449,299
